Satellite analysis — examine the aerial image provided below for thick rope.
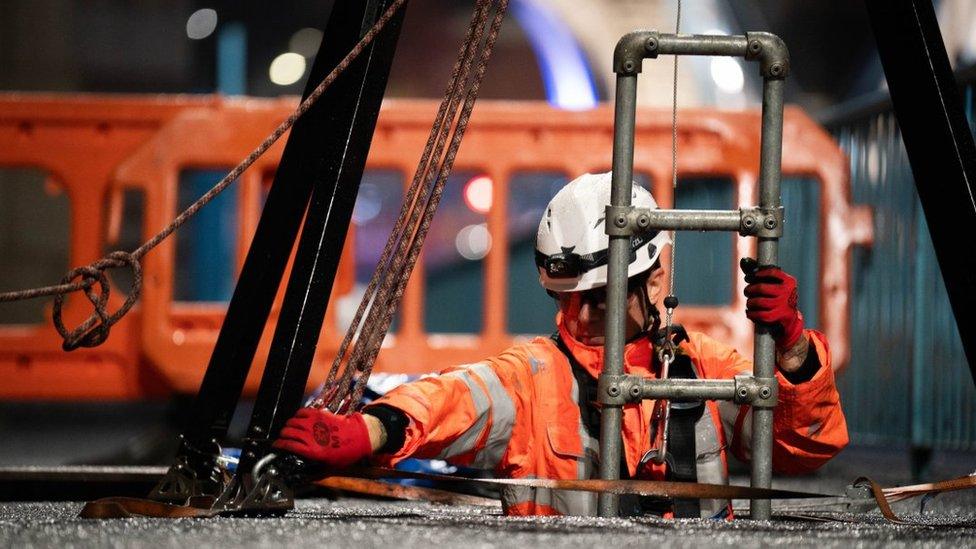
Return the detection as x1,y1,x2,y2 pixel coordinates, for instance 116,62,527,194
347,0,510,408
0,0,408,351
312,0,508,412
311,0,494,409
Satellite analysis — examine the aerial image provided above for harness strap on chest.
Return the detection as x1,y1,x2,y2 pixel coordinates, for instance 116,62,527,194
552,334,601,438
664,353,705,518
551,334,705,518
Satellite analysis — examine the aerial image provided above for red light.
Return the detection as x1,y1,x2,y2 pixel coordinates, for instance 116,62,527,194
463,175,493,214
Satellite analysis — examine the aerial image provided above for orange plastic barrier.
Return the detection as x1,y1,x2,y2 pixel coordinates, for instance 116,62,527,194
0,95,872,400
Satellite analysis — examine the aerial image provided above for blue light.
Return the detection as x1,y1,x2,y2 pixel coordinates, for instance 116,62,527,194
511,0,599,110
217,22,247,95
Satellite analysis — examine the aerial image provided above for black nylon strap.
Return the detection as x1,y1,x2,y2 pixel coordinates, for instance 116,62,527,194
552,334,602,440
551,334,664,516
662,354,705,518
551,334,638,499
535,236,659,276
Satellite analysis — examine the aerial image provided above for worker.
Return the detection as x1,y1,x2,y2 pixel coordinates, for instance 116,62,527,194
274,172,848,518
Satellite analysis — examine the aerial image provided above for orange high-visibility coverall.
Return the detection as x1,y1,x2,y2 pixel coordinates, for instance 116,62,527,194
370,319,848,517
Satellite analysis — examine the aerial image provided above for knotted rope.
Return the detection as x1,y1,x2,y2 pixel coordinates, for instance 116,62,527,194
0,0,409,351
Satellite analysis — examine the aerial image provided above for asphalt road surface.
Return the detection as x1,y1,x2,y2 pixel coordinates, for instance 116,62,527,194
2,496,976,549
2,446,975,548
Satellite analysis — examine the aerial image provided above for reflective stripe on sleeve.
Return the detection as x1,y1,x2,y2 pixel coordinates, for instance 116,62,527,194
468,363,515,469
436,369,491,460
435,363,516,468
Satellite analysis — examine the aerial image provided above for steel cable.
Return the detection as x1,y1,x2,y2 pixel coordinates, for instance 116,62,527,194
665,0,682,332
647,0,682,466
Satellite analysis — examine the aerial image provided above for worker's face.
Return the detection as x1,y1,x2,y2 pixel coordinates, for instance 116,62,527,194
559,267,664,346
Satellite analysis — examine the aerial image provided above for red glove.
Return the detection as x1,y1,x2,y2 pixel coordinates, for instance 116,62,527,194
741,260,804,351
272,408,372,468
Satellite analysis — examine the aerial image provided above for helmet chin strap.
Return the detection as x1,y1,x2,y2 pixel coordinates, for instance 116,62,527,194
634,281,661,340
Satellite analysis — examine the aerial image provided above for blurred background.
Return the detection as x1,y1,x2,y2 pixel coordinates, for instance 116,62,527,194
1,0,975,484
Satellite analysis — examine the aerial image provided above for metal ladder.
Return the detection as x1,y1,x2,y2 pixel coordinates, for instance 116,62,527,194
599,31,790,520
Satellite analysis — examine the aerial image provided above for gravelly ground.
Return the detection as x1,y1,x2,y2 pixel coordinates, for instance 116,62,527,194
1,497,975,549
2,446,975,548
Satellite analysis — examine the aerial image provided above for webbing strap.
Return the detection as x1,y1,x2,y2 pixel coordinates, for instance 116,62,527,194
318,476,499,507
78,470,976,523
551,334,601,439
351,468,976,526
350,465,831,501
80,496,219,519
863,473,976,525
665,357,703,517
882,471,976,502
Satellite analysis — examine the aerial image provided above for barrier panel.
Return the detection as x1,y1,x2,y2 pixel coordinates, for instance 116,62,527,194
0,95,870,399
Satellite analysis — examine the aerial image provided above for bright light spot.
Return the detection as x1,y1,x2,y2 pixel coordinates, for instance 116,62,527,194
867,141,881,183
511,0,597,110
269,52,306,86
463,175,493,214
455,223,492,261
186,9,218,40
366,373,412,395
352,183,382,225
710,57,745,94
290,27,324,58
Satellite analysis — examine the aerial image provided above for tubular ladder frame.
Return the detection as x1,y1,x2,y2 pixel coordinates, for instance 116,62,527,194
598,30,790,520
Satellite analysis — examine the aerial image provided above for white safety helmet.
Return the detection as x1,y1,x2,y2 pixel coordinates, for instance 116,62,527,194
535,172,671,293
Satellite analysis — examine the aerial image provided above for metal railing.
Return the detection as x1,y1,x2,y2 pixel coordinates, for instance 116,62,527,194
821,67,976,456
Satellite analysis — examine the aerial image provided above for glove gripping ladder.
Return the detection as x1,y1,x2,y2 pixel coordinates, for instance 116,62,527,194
600,31,790,520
